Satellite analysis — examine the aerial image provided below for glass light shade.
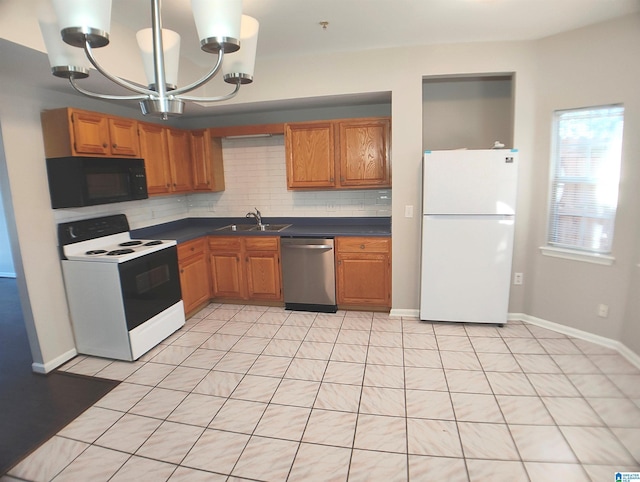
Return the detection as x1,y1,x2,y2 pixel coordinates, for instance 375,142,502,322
191,0,242,53
52,0,112,48
136,28,181,90
223,15,259,84
37,2,90,78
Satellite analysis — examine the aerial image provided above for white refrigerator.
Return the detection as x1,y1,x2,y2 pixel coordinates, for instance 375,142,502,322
420,149,518,325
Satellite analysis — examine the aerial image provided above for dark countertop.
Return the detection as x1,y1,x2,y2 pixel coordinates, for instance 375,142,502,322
131,217,391,244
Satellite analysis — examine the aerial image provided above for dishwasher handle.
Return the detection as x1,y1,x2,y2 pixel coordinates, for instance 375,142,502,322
283,244,333,250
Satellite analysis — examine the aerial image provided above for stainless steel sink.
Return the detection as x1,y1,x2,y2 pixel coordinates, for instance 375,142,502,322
215,223,291,232
216,224,257,232
256,223,292,232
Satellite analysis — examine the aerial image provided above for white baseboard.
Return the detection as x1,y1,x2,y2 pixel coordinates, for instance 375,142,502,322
32,348,78,374
389,308,419,318
510,312,640,371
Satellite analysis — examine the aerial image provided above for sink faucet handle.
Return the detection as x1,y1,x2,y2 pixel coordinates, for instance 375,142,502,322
255,208,261,218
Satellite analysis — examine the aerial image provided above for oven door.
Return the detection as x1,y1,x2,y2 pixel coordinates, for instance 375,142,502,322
118,246,182,331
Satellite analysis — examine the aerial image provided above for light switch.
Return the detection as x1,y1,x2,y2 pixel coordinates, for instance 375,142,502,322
405,205,414,218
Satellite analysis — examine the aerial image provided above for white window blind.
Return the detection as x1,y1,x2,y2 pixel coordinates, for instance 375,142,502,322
548,105,624,254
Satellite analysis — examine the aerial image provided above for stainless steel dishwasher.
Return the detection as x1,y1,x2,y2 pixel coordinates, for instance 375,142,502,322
280,237,337,313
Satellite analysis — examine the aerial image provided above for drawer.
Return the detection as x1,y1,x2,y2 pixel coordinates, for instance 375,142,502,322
208,236,243,252
245,236,279,251
177,237,207,260
336,237,390,253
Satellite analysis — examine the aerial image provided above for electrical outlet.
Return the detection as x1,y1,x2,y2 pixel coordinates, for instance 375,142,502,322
513,272,523,285
598,303,609,318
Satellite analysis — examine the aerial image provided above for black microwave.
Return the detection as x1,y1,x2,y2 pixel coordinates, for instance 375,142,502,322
46,157,148,209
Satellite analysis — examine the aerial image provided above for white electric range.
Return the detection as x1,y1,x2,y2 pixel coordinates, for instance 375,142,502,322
58,214,185,361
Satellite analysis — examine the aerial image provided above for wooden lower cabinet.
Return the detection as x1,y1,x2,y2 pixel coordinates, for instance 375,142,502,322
335,237,391,309
177,238,211,315
208,237,244,299
208,236,282,302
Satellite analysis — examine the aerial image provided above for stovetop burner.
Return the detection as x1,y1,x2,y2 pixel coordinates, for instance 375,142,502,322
107,249,135,256
59,215,177,264
120,240,144,247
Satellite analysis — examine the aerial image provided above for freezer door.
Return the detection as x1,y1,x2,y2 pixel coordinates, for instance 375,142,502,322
423,150,518,215
420,215,514,324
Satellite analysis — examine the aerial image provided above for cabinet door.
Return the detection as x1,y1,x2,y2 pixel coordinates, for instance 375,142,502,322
337,118,391,187
108,117,140,157
167,128,193,193
179,255,211,314
178,238,210,314
209,251,244,299
285,122,335,189
191,129,225,192
336,253,390,306
71,110,110,156
138,123,171,195
208,237,244,299
336,237,391,308
245,251,282,301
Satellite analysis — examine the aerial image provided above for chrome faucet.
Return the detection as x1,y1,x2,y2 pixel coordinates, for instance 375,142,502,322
245,208,262,227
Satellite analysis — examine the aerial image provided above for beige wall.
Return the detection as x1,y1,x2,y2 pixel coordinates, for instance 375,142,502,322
527,14,640,343
422,77,514,150
0,13,638,370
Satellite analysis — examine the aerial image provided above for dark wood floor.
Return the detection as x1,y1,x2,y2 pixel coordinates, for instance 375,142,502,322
0,277,119,475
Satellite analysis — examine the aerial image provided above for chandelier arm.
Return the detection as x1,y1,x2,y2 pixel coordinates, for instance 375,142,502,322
174,80,241,102
83,40,157,97
69,77,149,101
169,49,225,97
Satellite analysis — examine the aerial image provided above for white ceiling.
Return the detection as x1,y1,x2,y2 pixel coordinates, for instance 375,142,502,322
1,0,638,118
113,0,640,66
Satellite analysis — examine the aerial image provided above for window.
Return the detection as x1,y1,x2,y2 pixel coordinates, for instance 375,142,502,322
547,105,624,256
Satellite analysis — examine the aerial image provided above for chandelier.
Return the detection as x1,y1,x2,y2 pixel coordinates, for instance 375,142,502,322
38,0,259,119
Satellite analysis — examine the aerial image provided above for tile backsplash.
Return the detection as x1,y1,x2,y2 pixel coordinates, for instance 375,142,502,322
53,135,391,229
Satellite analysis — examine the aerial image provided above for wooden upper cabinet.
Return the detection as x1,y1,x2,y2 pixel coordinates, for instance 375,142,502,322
337,118,390,187
138,122,172,195
70,110,110,156
284,117,391,190
41,107,140,158
285,121,335,189
191,129,225,192
107,117,140,157
166,128,193,193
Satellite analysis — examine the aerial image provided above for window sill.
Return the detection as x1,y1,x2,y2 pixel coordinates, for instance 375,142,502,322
539,246,615,266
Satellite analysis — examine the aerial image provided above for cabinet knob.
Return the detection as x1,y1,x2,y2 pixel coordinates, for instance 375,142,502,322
341,177,345,182
180,269,184,273
360,244,365,249
102,143,108,148
112,143,117,148
330,177,334,182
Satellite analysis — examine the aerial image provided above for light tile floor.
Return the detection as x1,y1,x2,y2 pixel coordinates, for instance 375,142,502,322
4,304,640,482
